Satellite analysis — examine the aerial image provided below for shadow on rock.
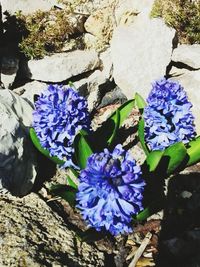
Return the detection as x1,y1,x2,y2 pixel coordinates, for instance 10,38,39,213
156,169,200,267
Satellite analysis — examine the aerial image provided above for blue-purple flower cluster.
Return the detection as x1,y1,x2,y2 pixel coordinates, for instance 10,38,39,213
33,84,91,167
144,78,196,150
76,145,145,236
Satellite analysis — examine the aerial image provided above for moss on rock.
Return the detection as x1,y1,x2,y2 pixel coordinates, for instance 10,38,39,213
151,0,200,44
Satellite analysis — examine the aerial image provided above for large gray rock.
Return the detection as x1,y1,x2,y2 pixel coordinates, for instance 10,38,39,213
172,44,200,69
0,89,37,196
14,80,47,105
169,67,200,135
26,50,100,82
1,0,58,16
0,193,105,266
111,14,176,99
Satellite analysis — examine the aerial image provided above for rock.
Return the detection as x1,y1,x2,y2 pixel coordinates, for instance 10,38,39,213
0,89,37,196
1,54,19,89
0,193,105,266
84,33,98,50
1,0,58,16
99,48,113,80
111,14,176,99
13,80,47,105
73,0,116,15
84,7,115,49
169,67,200,135
74,70,111,111
172,44,200,69
98,86,127,108
25,50,100,82
115,0,154,26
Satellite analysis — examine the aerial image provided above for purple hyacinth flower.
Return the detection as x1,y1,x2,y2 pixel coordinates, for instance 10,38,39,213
144,78,196,150
76,144,145,236
33,84,91,168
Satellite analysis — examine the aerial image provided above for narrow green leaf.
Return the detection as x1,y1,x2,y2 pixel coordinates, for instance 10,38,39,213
138,119,149,156
74,130,93,169
69,167,79,178
116,99,135,127
145,150,164,172
186,137,200,166
66,176,78,189
91,99,135,149
29,128,65,165
163,142,187,175
107,109,120,145
135,207,151,221
50,184,77,207
135,93,147,114
135,200,163,221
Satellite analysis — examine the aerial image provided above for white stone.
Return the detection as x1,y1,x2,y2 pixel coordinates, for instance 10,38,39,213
84,33,97,50
172,44,200,69
1,0,58,16
99,48,113,80
169,67,200,135
111,14,176,99
0,90,37,196
14,81,47,105
115,0,154,25
26,50,100,82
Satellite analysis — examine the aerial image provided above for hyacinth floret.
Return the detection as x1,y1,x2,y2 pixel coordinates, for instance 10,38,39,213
33,84,91,167
144,78,196,150
76,145,145,236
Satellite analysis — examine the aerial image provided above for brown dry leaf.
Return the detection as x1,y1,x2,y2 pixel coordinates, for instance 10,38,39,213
136,257,155,267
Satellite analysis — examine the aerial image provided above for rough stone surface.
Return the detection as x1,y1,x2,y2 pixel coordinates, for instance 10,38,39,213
172,44,200,69
99,48,113,80
169,67,200,135
84,7,115,48
84,33,98,50
115,0,154,25
111,14,176,99
1,0,58,16
26,50,100,82
74,70,110,111
0,89,37,196
14,80,47,105
0,193,105,267
1,54,19,89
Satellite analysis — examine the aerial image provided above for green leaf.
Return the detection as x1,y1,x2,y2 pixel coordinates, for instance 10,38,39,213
186,137,200,166
91,99,135,149
135,93,147,114
66,176,78,189
29,128,65,165
116,99,135,127
107,109,120,145
74,130,93,169
50,184,77,207
135,207,151,221
145,150,164,172
69,167,79,178
162,142,187,175
138,119,149,156
135,200,164,221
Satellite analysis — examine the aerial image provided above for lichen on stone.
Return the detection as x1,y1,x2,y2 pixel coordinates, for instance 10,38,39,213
15,7,85,59
151,0,200,44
